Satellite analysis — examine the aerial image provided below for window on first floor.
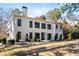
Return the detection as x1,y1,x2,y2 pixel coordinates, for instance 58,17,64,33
35,33,40,39
41,32,45,40
55,34,58,41
47,33,51,40
17,31,21,39
29,32,33,39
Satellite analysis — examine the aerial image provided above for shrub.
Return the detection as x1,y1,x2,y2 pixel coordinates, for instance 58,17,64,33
8,39,15,45
72,31,79,39
67,33,73,41
0,39,2,43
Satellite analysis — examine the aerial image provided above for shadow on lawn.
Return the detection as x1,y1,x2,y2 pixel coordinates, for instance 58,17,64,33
11,43,79,56
0,44,31,52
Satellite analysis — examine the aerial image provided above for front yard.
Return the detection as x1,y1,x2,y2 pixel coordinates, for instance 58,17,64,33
0,39,79,56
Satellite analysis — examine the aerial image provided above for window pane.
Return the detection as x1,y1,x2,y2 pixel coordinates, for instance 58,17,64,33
17,31,21,39
41,23,46,29
47,24,51,29
29,32,32,39
41,32,44,40
56,25,58,29
55,34,58,41
35,33,40,39
35,22,40,28
60,25,62,29
47,33,51,40
17,19,21,26
29,21,33,28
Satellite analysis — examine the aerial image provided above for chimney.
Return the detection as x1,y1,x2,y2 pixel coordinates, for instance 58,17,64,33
22,6,28,16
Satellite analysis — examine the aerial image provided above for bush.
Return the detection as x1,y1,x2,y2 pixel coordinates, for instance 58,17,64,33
2,38,7,45
72,31,79,39
0,39,2,43
8,39,15,45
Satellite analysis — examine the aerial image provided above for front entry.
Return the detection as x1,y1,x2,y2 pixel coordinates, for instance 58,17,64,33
16,32,21,42
34,33,40,41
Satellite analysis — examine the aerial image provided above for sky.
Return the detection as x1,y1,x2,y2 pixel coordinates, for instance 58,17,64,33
0,3,61,17
0,3,79,18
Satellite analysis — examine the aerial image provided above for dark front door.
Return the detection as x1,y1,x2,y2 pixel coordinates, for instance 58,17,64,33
34,33,40,41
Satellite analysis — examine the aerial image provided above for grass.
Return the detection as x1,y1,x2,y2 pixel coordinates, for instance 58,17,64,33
0,39,79,56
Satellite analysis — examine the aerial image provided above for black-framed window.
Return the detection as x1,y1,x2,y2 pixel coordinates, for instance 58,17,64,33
29,21,33,28
29,32,32,39
47,33,51,40
41,23,46,29
47,24,51,29
17,31,21,39
41,32,44,40
35,22,40,28
60,25,62,29
56,24,58,29
35,33,40,39
55,34,58,41
17,19,21,26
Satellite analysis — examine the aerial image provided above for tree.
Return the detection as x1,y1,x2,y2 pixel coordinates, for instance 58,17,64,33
60,3,79,13
47,8,61,21
0,8,13,39
35,15,46,20
12,8,21,15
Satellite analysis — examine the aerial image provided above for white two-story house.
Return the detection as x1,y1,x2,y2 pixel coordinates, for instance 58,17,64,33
7,6,63,42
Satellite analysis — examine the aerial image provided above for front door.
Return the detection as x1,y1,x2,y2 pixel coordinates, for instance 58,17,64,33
34,33,40,41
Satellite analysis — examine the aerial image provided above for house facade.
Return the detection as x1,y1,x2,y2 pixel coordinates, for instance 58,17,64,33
7,6,63,42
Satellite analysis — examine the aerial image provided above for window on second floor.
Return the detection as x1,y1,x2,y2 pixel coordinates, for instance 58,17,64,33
56,24,58,29
60,25,62,30
41,23,46,29
47,24,51,29
17,19,21,26
35,22,40,28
